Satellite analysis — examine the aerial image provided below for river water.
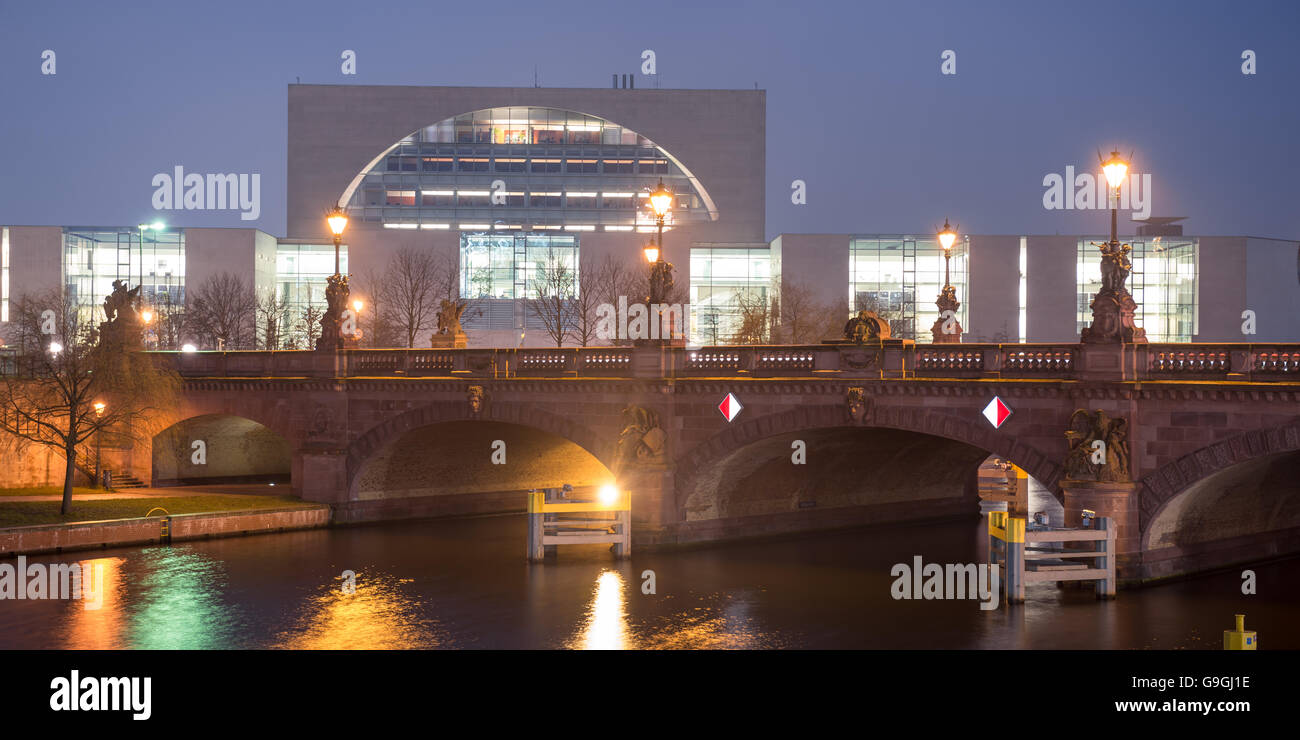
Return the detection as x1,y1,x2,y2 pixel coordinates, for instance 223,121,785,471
1,484,1296,649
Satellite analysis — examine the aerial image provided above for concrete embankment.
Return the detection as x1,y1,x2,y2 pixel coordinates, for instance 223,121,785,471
0,505,331,556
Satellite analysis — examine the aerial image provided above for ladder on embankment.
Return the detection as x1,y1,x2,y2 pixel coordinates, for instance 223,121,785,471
987,511,1117,603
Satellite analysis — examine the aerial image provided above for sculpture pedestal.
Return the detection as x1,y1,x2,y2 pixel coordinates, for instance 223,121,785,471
1081,290,1147,345
430,332,467,349
1061,479,1141,578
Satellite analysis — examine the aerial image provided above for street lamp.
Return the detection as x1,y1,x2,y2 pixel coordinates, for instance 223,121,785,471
317,205,352,351
48,341,63,355
1081,149,1146,344
643,180,676,341
930,218,963,344
93,401,105,488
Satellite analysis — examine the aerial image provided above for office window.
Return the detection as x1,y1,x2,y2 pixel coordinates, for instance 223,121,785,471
1076,237,1198,342
386,190,416,206
848,236,968,341
690,247,772,344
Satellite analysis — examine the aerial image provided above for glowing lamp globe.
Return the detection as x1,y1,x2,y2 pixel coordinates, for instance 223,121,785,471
643,244,660,264
1101,151,1129,190
648,180,673,219
937,219,957,252
327,207,349,237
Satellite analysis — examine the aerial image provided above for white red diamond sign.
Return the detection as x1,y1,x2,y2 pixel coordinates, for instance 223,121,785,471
982,396,1012,428
718,393,743,422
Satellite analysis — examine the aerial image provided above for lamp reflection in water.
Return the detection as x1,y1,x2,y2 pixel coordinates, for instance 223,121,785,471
61,556,124,649
128,549,232,649
569,570,632,650
275,571,445,649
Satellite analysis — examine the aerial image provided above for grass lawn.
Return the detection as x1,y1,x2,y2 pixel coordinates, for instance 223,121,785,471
0,486,104,498
0,494,317,528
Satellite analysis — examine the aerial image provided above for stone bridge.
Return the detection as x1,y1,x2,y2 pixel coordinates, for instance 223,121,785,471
141,341,1300,582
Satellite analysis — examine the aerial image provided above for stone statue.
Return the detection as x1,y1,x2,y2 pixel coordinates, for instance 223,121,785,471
432,298,469,349
316,273,349,351
467,385,485,416
1081,240,1147,344
436,299,468,336
102,279,142,324
98,279,144,350
617,404,665,463
1064,409,1131,482
648,259,674,303
843,309,892,343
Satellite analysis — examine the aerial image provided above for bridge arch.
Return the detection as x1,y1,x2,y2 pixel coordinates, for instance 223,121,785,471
1139,419,1300,542
673,403,1065,525
345,400,614,500
151,412,293,487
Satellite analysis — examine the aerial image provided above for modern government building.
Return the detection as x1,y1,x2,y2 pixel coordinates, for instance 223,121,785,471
1,83,1297,348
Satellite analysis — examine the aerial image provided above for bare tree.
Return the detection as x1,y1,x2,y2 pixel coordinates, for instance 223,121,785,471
730,290,773,344
571,254,609,347
153,289,187,350
255,288,290,350
592,254,640,346
187,272,256,350
295,303,324,349
382,247,442,348
526,251,577,347
0,289,179,513
352,268,400,348
772,280,828,344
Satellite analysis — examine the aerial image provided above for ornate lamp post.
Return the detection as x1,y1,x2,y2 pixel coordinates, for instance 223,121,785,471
93,401,105,488
1081,150,1147,344
643,180,676,342
316,206,350,351
930,218,964,343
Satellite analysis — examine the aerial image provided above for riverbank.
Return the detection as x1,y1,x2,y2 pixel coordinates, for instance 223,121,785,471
0,496,330,556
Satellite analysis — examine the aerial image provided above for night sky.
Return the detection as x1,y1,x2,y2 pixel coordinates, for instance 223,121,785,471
1,0,1297,240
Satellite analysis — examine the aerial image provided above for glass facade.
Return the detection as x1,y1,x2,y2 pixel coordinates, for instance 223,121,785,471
346,107,712,231
1,227,9,323
849,236,969,341
62,227,186,325
460,232,579,331
1076,237,1198,342
689,247,772,344
276,243,347,346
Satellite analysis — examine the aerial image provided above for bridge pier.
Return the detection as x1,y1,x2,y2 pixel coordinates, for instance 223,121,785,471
1060,480,1141,579
618,465,676,545
298,446,349,504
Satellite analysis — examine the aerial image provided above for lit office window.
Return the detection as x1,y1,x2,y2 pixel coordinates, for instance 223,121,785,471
344,107,716,230
1,227,9,323
848,236,968,341
276,243,347,348
689,247,771,345
1076,237,1197,342
459,232,579,331
1018,237,1027,343
62,227,186,328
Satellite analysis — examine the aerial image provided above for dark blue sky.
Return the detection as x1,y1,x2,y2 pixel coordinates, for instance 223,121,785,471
2,0,1297,240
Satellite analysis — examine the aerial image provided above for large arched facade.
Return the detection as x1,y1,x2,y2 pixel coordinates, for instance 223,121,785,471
337,106,719,231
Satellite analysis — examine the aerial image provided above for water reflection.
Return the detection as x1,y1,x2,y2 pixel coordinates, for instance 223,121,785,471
569,570,630,650
274,571,446,649
128,549,234,650
61,556,124,650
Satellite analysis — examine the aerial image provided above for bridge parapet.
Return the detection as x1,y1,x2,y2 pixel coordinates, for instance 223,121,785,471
155,341,1300,383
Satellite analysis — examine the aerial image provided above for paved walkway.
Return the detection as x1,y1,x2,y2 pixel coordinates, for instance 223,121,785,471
0,483,289,503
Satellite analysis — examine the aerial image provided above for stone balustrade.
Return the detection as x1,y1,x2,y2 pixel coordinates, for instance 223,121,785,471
153,341,1300,383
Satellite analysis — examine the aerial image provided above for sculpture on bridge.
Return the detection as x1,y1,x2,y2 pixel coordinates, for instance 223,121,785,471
846,387,871,424
843,309,892,343
467,385,485,417
617,404,665,464
431,298,469,349
98,280,145,351
1063,409,1131,482
1081,240,1147,344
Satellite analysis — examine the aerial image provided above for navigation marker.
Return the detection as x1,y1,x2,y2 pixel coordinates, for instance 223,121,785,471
718,393,743,422
982,396,1012,428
